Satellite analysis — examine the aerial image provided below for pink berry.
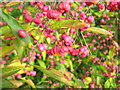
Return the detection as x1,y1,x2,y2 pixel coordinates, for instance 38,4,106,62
8,8,13,12
47,10,60,19
24,15,33,23
118,2,120,9
33,18,42,25
30,71,37,76
38,43,48,52
85,15,94,23
107,2,118,11
98,3,104,10
42,6,49,12
18,29,26,38
18,5,22,10
16,74,22,79
58,2,70,11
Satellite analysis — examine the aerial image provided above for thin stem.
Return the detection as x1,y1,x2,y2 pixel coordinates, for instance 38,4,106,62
77,29,83,46
81,31,92,55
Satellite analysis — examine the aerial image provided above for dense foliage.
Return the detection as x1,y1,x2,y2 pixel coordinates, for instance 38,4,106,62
0,1,120,88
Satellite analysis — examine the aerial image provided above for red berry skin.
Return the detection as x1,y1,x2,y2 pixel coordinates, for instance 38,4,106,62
98,3,105,10
18,29,26,38
33,18,42,25
118,2,120,10
58,2,70,11
47,10,60,19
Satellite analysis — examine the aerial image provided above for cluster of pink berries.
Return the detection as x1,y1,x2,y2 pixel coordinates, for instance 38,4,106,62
23,10,33,23
58,2,71,12
47,46,69,56
47,45,89,57
107,2,118,11
38,43,48,52
79,46,89,57
97,3,105,10
26,70,37,76
12,73,22,79
61,33,74,46
22,52,42,62
44,28,56,39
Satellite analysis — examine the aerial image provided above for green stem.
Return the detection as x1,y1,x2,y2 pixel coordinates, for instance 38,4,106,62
81,31,92,55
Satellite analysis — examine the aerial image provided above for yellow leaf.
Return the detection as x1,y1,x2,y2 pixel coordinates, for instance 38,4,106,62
9,80,23,88
50,69,65,79
1,45,14,57
8,60,26,67
5,2,20,7
86,27,112,36
21,78,36,88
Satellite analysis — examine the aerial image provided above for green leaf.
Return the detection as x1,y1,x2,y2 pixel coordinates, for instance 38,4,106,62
13,39,25,60
1,79,16,88
106,12,114,17
9,80,23,88
70,3,78,8
104,79,110,88
108,47,115,59
86,27,112,36
1,45,14,57
99,65,107,73
5,2,20,7
3,32,15,39
112,41,119,49
34,65,72,86
74,79,86,88
37,59,46,68
67,60,73,70
1,66,24,79
110,78,116,88
42,50,46,61
96,76,102,85
29,29,42,41
0,26,12,35
50,69,65,78
49,20,88,29
21,78,36,88
0,9,31,44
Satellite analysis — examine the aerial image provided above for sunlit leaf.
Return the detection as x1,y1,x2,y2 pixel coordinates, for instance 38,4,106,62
13,39,25,60
113,41,119,48
1,45,14,57
67,60,73,70
4,32,15,39
50,69,65,78
104,79,110,88
2,79,16,88
1,66,24,79
21,78,36,88
9,80,23,88
34,65,72,86
49,20,88,29
0,26,12,35
5,2,20,7
86,27,112,36
74,79,85,88
8,60,26,67
108,47,115,59
42,50,46,61
29,29,42,41
8,60,33,74
37,59,46,68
